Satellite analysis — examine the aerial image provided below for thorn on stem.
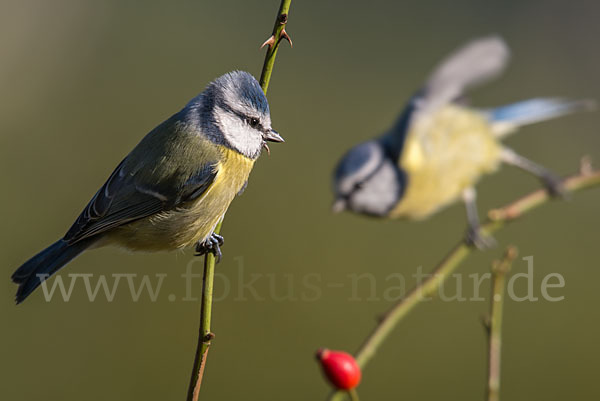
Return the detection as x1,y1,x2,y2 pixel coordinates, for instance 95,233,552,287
260,27,292,51
280,28,293,47
261,35,276,50
481,315,491,332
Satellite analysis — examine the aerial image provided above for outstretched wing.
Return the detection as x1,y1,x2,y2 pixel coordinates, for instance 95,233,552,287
418,36,510,114
63,158,217,244
383,36,510,161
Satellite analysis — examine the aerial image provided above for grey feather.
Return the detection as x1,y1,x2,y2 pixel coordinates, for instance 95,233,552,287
419,36,510,113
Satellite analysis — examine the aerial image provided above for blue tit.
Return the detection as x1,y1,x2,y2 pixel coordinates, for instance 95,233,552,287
12,71,284,303
332,36,594,248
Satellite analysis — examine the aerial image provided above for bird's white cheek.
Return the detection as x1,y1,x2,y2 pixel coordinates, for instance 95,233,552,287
218,113,263,158
218,112,244,138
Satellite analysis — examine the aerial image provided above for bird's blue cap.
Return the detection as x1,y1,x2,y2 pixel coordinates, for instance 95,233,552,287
214,71,270,115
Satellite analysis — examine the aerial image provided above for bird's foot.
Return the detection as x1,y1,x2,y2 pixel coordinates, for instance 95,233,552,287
195,233,225,262
465,226,497,250
541,173,568,199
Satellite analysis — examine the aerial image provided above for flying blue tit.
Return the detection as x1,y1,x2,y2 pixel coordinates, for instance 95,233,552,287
332,36,593,248
12,71,283,303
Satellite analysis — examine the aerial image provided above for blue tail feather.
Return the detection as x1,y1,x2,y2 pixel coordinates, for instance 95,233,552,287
486,98,595,134
12,239,92,304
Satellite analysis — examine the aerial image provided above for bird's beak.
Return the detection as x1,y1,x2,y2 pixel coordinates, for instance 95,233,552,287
331,198,346,213
262,129,284,155
263,129,284,143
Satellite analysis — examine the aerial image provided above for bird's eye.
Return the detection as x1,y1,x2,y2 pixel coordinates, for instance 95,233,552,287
247,117,260,128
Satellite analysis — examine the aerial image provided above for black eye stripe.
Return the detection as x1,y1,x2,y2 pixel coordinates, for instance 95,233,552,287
231,109,264,131
350,158,386,193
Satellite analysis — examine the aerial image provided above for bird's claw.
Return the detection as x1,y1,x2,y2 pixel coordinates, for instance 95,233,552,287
465,227,497,250
195,233,224,262
542,174,568,199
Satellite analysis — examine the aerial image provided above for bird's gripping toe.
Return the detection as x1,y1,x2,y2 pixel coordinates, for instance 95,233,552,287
195,233,225,262
465,226,497,250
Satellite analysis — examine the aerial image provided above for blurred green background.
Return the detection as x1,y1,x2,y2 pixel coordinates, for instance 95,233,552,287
2,0,600,400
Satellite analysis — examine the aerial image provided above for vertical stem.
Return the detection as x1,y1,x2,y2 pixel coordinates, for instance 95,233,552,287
486,247,517,401
259,0,292,92
186,1,292,400
187,251,217,401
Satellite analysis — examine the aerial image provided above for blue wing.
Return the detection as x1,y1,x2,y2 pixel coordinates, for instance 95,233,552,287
63,159,217,244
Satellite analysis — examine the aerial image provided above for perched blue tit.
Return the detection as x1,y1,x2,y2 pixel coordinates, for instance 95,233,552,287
332,36,593,247
12,71,283,303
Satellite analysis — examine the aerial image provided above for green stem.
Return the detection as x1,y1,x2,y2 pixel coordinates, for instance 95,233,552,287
259,0,292,93
328,166,600,401
186,2,292,400
347,389,360,401
486,247,517,401
186,249,217,401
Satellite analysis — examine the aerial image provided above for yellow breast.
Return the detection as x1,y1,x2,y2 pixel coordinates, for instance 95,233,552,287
109,146,255,251
389,105,502,219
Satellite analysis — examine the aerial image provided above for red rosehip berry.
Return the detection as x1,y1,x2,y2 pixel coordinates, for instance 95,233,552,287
316,348,361,390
